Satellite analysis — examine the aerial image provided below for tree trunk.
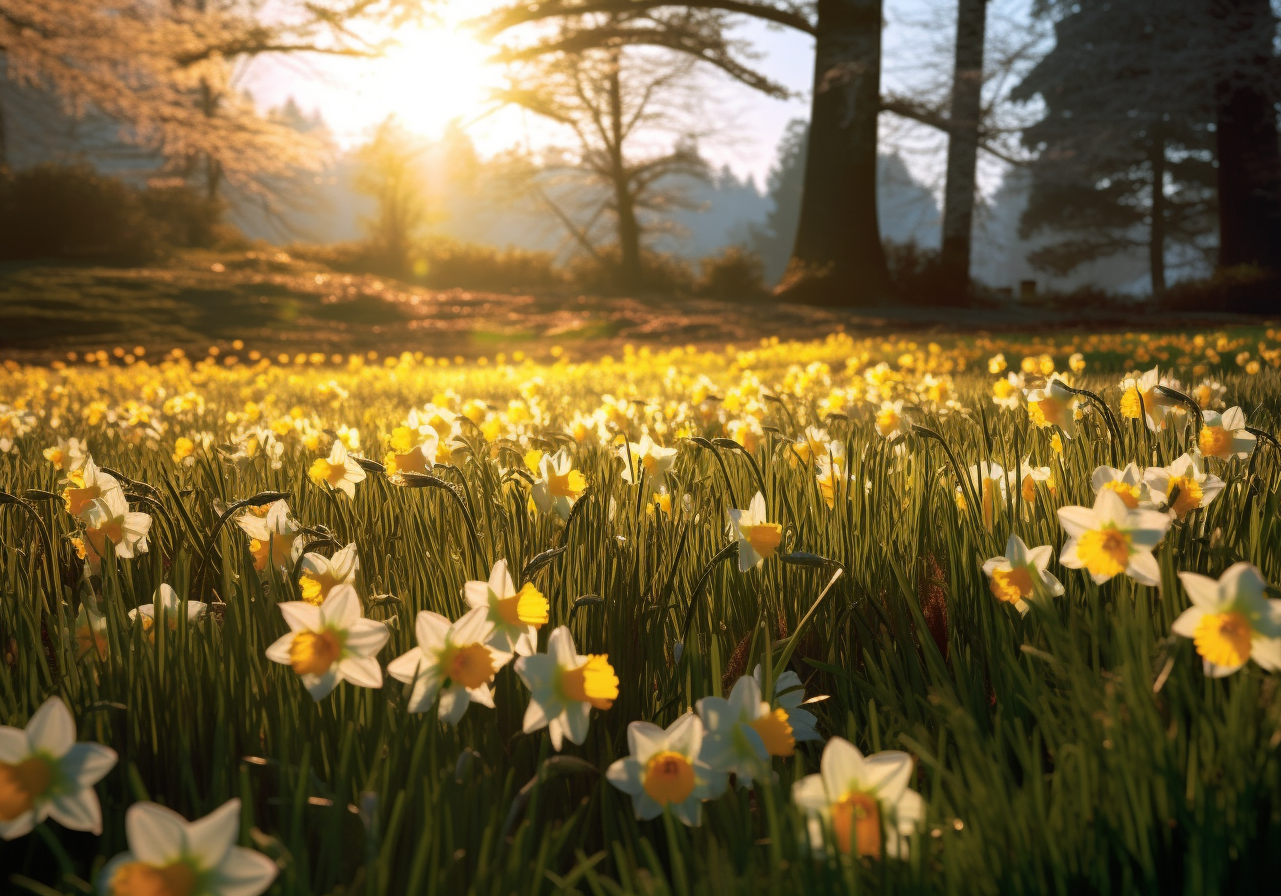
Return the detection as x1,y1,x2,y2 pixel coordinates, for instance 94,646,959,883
1211,0,1281,273
779,0,891,306
607,60,643,289
938,0,987,300
1149,136,1166,294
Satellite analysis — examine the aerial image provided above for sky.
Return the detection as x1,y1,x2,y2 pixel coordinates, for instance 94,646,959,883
245,1,1040,194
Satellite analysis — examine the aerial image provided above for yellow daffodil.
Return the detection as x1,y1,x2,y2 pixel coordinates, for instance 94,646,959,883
728,491,783,571
1057,490,1171,586
308,439,366,499
531,448,587,520
1172,562,1281,677
514,626,617,751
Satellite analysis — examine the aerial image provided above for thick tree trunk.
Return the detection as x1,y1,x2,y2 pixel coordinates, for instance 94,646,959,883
1211,0,1281,273
1149,136,1166,294
779,0,891,306
938,0,987,300
607,62,643,289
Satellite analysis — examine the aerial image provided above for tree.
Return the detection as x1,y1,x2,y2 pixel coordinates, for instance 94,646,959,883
479,0,894,306
353,117,430,276
938,0,988,296
1013,1,1218,293
494,39,709,290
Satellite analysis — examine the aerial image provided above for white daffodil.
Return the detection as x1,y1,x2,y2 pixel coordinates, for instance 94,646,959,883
791,426,833,465
875,401,906,439
1008,457,1053,511
531,448,587,520
236,500,302,574
752,665,824,743
991,372,1024,410
43,437,86,473
128,584,207,634
1025,376,1078,437
298,542,360,606
1118,367,1179,431
308,439,366,499
1145,453,1225,520
383,425,442,477
83,490,152,571
1172,562,1281,677
61,456,122,521
981,534,1065,616
728,491,783,572
99,799,277,896
957,461,1006,531
265,584,389,700
815,445,848,510
619,433,677,491
605,713,726,825
0,696,116,840
791,737,925,860
1198,407,1256,460
514,626,617,751
387,607,512,724
464,559,549,656
1057,490,1171,586
696,674,793,788
74,600,109,661
1090,463,1153,510
1190,378,1226,411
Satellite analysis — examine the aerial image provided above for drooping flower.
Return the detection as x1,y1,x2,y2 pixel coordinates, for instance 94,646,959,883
1090,463,1152,510
308,439,366,499
753,665,824,743
728,491,783,572
981,534,1065,616
386,607,512,724
1197,407,1256,460
514,627,617,751
264,584,389,700
0,696,117,840
464,559,548,656
298,543,360,606
531,448,587,520
619,433,678,491
791,738,924,860
1118,367,1180,431
99,799,277,896
605,713,726,825
1172,562,1281,677
236,500,302,574
696,674,793,788
1024,376,1078,437
1057,490,1171,586
128,584,207,635
1145,453,1224,520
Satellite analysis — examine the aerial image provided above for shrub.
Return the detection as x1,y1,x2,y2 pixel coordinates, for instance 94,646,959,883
564,248,696,296
695,247,769,302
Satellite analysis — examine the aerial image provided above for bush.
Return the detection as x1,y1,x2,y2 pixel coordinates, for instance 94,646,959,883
695,247,769,301
1156,265,1281,314
290,239,566,292
883,240,959,305
0,164,233,264
564,248,696,296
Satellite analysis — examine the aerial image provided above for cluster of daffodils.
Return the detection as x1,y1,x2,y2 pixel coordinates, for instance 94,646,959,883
58,456,153,573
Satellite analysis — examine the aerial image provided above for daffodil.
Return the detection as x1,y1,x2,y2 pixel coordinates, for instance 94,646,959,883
1008,458,1053,511
1024,376,1078,437
308,439,366,499
298,542,360,606
991,372,1024,410
82,490,152,571
728,491,783,572
464,559,548,656
752,665,824,743
128,584,207,635
1057,490,1171,586
791,426,832,465
1145,453,1224,520
792,737,924,859
619,433,677,491
0,696,116,840
875,401,905,439
1171,562,1281,677
958,461,1006,530
514,626,618,751
605,713,726,825
1190,378,1226,411
696,674,793,788
531,448,587,520
383,425,440,477
74,600,109,661
236,500,302,573
265,584,389,700
981,534,1064,615
1198,407,1256,460
61,457,122,520
1118,367,1178,431
386,607,512,723
815,446,847,510
1090,463,1153,509
99,799,277,896
43,438,85,473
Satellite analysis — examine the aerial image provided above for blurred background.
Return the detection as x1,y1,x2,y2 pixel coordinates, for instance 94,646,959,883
0,0,1278,313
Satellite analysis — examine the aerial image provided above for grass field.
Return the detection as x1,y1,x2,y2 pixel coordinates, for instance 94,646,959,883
2,323,1281,895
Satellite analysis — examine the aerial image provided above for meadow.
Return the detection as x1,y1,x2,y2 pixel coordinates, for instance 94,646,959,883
2,326,1280,895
